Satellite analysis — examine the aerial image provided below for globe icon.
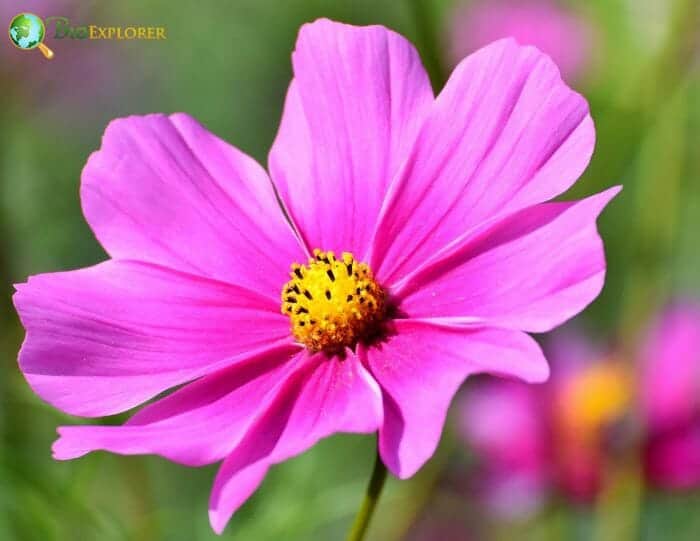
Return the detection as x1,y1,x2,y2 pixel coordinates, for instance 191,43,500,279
8,12,54,58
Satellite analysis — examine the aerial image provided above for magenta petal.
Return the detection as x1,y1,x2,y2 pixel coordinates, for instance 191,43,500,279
209,462,269,535
369,38,595,285
396,187,620,332
81,113,304,298
458,381,545,472
645,423,700,489
478,469,549,519
364,319,548,479
641,304,700,431
13,260,294,417
52,343,300,466
208,349,382,534
268,18,433,258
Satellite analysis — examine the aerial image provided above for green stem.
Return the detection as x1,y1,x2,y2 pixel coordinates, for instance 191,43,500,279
344,449,388,541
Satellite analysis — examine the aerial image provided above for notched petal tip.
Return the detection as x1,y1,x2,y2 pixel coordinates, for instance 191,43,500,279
93,113,170,151
478,37,575,93
51,427,90,461
12,281,28,293
296,17,377,38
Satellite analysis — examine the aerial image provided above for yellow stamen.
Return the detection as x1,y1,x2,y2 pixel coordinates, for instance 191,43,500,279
556,360,632,443
281,249,385,352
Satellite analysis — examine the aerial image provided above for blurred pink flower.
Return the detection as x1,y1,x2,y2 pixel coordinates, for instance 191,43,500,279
460,304,700,517
14,19,617,534
458,330,632,514
642,304,700,489
449,0,591,81
459,380,549,517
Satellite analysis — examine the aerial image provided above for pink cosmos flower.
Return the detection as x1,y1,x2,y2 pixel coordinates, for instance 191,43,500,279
458,379,550,517
642,304,700,489
458,330,631,514
460,306,700,516
449,0,591,82
13,19,618,534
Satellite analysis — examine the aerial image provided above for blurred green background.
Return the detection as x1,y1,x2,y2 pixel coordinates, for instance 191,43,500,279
1,0,698,539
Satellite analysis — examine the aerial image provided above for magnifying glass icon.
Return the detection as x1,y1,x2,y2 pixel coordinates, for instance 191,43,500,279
8,13,54,59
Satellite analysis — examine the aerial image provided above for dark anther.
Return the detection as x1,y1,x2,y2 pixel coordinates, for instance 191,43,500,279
297,307,309,314
326,269,335,281
304,290,313,300
299,321,306,326
310,319,317,325
294,268,303,279
292,285,301,294
359,297,365,304
347,294,353,301
285,296,297,303
356,287,361,294
325,290,331,300
346,263,353,276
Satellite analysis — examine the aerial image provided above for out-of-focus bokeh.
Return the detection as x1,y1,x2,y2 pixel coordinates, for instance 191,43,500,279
1,0,698,539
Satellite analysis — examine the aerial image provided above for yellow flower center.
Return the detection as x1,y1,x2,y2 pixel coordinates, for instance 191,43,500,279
556,360,632,443
281,249,386,352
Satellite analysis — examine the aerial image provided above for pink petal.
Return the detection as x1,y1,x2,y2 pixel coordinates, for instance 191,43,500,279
268,18,433,258
458,381,545,471
368,38,595,285
52,343,301,466
396,187,620,332
457,379,549,517
82,113,304,298
13,260,296,417
477,469,549,520
645,422,700,489
641,304,700,431
208,349,382,534
363,319,548,479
